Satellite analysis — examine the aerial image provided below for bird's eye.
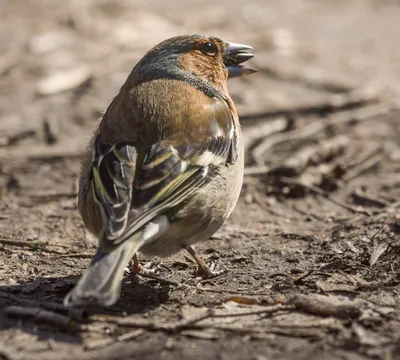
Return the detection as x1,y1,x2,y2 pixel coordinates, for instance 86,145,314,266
203,42,216,56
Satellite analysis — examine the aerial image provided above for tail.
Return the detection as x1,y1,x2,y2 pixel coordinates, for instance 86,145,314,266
64,234,142,307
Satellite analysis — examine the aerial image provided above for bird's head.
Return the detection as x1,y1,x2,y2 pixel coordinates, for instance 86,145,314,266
132,34,257,93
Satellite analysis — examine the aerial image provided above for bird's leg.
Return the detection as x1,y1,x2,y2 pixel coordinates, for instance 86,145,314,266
130,254,142,274
130,254,165,276
184,245,227,278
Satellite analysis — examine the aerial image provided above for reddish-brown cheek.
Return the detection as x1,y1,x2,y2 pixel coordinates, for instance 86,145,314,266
179,52,228,92
179,52,208,75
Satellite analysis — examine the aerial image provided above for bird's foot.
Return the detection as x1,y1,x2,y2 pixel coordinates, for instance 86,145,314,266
195,259,228,279
184,245,228,280
141,261,164,275
129,255,163,276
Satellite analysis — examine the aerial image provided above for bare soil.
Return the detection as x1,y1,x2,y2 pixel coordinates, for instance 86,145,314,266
0,1,399,359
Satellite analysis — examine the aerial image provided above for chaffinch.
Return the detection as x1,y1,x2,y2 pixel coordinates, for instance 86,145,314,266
64,34,257,307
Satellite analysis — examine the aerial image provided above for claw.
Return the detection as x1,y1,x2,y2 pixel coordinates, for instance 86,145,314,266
185,245,228,279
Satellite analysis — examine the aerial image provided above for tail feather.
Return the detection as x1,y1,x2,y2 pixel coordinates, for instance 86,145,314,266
64,216,169,307
64,234,142,307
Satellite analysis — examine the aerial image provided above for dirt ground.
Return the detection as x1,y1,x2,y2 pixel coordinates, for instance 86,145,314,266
0,0,399,359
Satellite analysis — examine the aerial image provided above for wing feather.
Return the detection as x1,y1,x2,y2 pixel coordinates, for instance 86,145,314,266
90,99,238,246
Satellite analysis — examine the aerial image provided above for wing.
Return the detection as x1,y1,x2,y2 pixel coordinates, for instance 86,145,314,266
90,134,138,242
91,100,238,246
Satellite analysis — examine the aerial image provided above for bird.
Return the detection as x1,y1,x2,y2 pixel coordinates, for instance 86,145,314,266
64,34,257,307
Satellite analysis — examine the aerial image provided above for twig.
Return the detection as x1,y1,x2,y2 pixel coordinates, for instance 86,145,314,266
184,324,327,339
252,191,300,220
223,296,275,306
293,270,315,285
279,177,371,215
90,296,358,338
92,305,290,333
351,189,388,208
92,309,215,332
285,294,361,319
0,290,86,321
26,151,84,161
371,307,400,323
388,200,400,210
343,153,383,182
370,241,389,267
369,228,388,267
244,165,271,176
252,103,390,165
269,270,331,285
211,305,290,319
0,238,65,255
136,271,188,288
269,273,292,279
136,272,273,296
84,329,144,350
270,135,350,177
4,306,80,330
0,238,47,247
0,129,36,147
255,60,356,93
30,192,77,203
55,253,95,259
343,145,382,169
0,347,13,360
297,162,344,190
242,84,383,122
291,204,327,222
368,227,384,242
242,117,293,156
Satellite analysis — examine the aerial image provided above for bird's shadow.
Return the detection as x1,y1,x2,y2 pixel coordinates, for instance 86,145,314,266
0,274,171,344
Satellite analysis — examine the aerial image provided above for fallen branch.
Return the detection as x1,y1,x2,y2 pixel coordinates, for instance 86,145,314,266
0,290,86,321
266,270,330,286
279,177,371,215
241,84,383,122
270,135,350,177
251,190,301,220
0,237,65,255
0,238,48,248
251,103,391,165
244,165,270,176
350,189,388,208
285,294,361,320
242,117,294,158
92,309,215,333
0,129,36,147
84,329,145,350
26,150,84,161
257,65,355,93
297,163,344,191
30,191,77,203
293,270,315,285
253,56,359,93
4,305,80,330
92,305,290,333
136,272,274,296
181,323,328,339
342,153,383,182
290,204,327,222
54,253,95,259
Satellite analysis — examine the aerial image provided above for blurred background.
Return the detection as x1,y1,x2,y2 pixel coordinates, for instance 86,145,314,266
0,1,399,359
1,0,400,156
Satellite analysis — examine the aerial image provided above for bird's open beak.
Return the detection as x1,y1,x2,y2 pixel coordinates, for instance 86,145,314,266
224,42,258,78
